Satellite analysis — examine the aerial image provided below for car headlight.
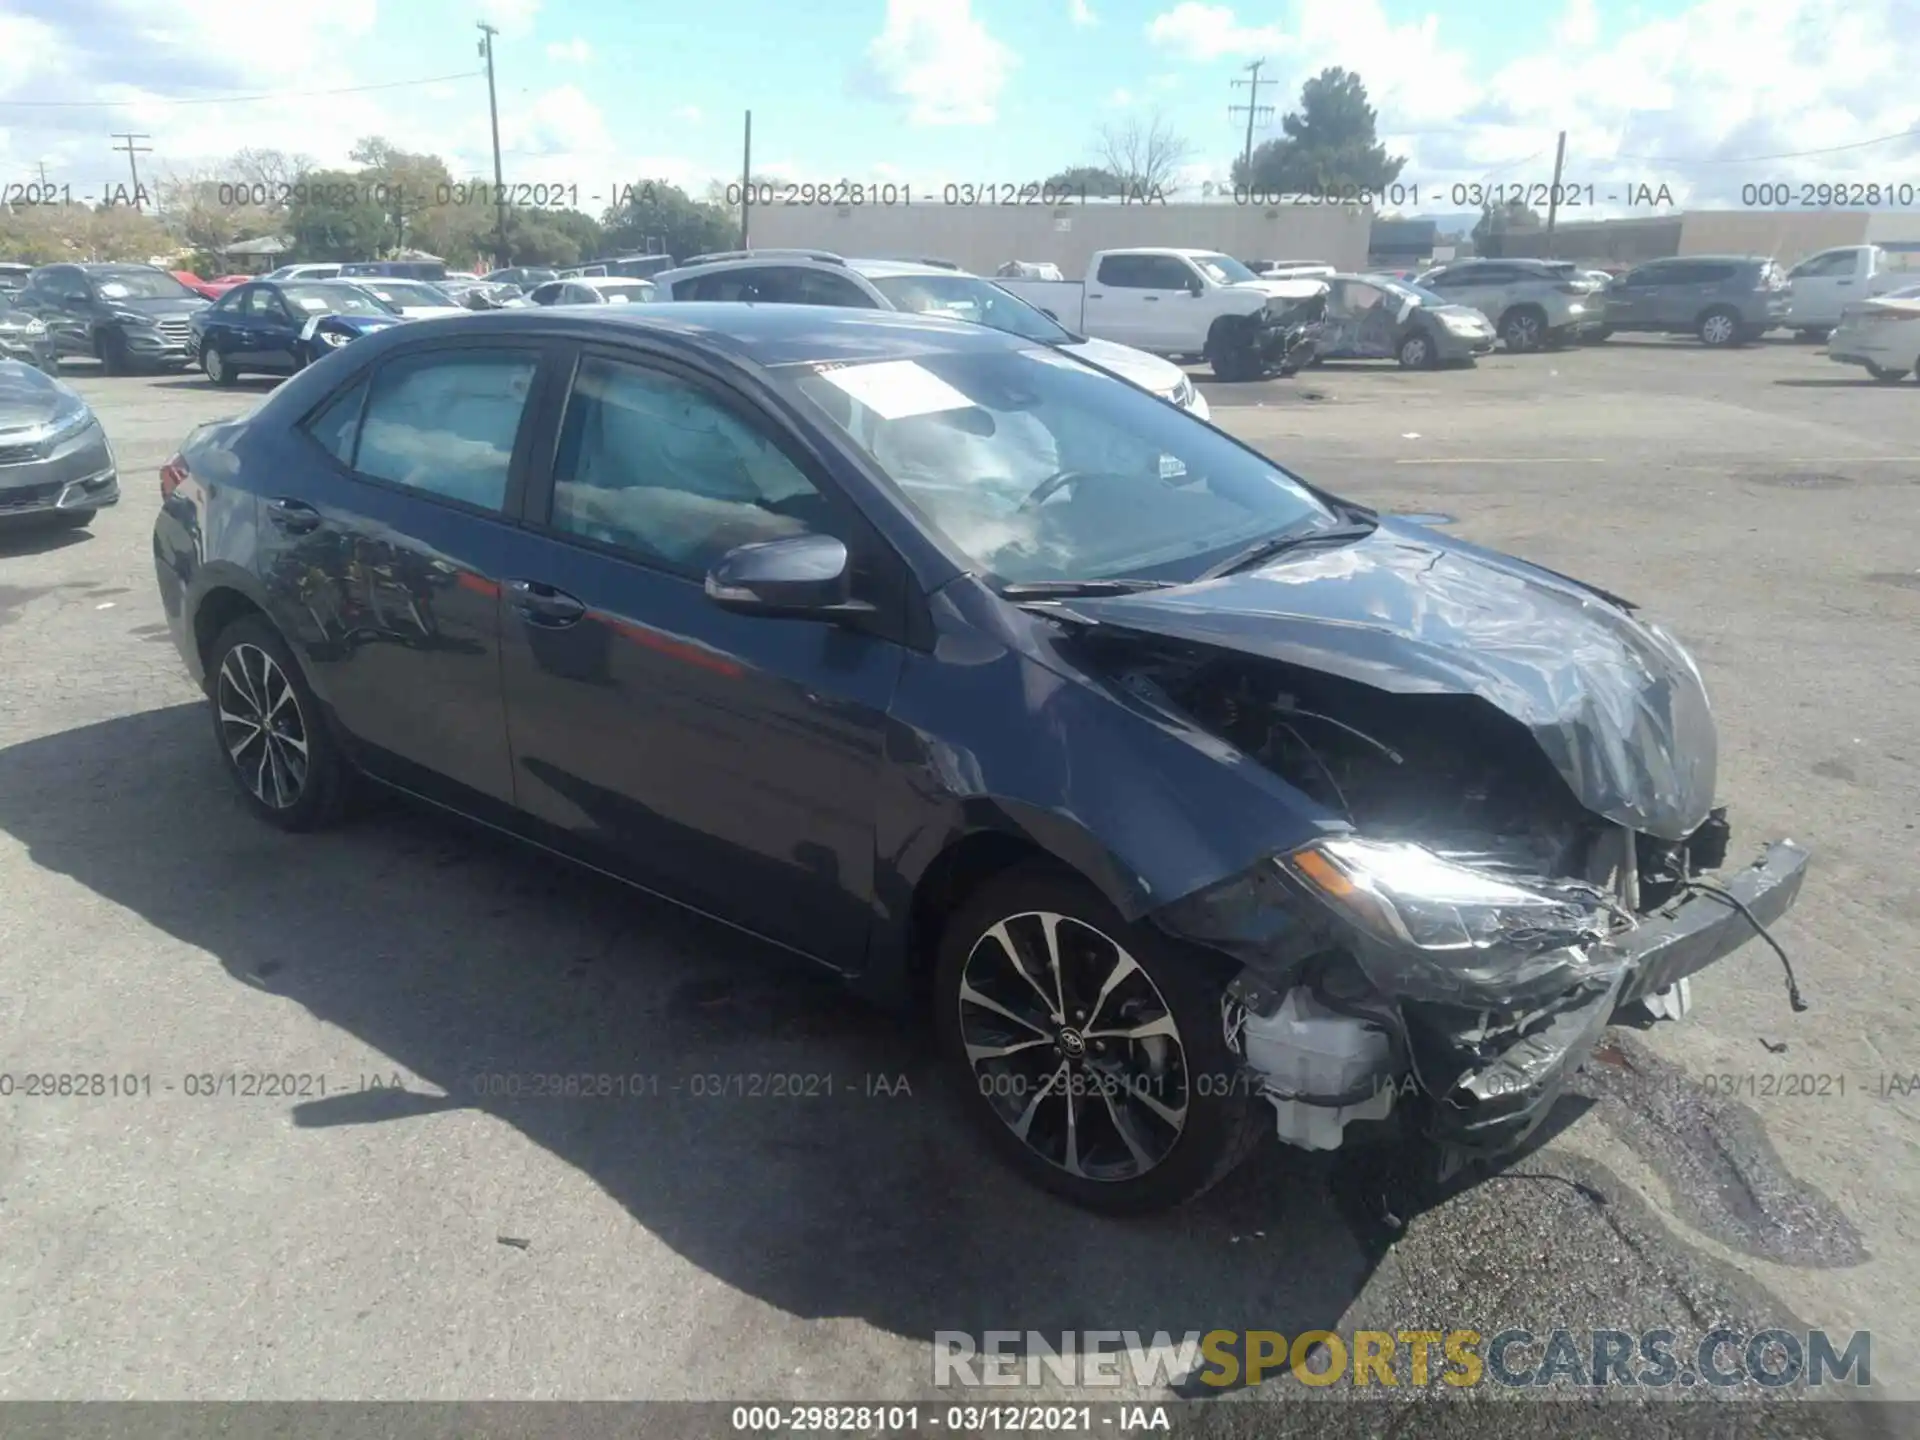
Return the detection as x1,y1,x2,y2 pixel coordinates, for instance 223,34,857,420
111,311,159,327
1,318,49,337
1164,376,1195,408
319,329,351,347
1280,837,1620,1004
1439,315,1480,335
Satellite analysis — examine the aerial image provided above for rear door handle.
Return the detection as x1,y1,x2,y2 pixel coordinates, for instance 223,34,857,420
266,497,322,534
505,578,586,627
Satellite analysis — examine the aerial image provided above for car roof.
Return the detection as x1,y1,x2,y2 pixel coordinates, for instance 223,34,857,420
572,275,658,287
845,258,958,279
354,302,1031,368
654,256,850,285
1099,247,1233,258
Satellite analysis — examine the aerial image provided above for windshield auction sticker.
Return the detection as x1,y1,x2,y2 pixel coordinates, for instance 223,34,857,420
816,359,974,420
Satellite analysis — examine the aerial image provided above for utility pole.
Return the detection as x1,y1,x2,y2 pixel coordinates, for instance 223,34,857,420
478,22,507,266
36,160,50,190
109,133,152,209
1542,129,1567,258
1229,61,1274,187
739,110,752,249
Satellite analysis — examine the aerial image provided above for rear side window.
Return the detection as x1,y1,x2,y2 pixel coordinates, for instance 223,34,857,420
304,377,369,465
348,349,539,511
1694,263,1738,285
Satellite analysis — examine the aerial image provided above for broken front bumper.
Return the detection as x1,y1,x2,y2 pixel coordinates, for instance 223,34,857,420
1418,840,1810,1160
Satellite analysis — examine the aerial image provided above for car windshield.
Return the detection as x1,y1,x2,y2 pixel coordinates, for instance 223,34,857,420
1191,253,1259,285
867,274,1072,345
281,284,395,317
93,269,196,300
354,281,449,307
785,347,1337,586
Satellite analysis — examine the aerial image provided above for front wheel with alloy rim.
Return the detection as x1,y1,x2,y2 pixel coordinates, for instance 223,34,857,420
1397,331,1436,369
1498,307,1545,353
202,345,237,386
1697,308,1742,346
935,864,1265,1214
206,615,348,830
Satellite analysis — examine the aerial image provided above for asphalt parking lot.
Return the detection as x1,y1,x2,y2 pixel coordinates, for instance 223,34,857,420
1,337,1916,1421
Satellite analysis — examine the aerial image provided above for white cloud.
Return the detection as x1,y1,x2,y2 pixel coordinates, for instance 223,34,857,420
1147,0,1920,210
1108,88,1134,106
674,105,703,124
1070,0,1096,25
851,0,1015,125
1146,3,1286,61
545,38,591,63
477,0,541,39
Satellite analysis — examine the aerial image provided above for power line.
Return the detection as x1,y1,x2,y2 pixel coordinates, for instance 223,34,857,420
1614,123,1920,164
0,72,479,109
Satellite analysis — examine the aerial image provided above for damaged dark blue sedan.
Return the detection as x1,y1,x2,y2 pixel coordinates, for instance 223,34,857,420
151,304,1808,1213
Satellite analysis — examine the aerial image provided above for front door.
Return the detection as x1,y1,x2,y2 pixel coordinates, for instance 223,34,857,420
255,341,553,811
1322,279,1399,358
497,347,904,970
1785,248,1859,328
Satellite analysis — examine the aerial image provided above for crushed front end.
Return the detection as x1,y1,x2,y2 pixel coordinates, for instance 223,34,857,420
1115,632,1811,1174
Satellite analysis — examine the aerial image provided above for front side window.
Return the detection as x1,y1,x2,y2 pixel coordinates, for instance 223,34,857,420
1190,253,1257,285
282,284,391,317
548,355,839,573
350,350,539,511
787,347,1336,586
868,274,1071,344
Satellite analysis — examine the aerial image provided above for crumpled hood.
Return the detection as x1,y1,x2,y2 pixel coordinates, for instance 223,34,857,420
1057,518,1718,840
1060,336,1187,395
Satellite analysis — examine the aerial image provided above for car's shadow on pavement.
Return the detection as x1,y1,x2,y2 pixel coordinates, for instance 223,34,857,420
0,703,1402,1375
0,519,93,557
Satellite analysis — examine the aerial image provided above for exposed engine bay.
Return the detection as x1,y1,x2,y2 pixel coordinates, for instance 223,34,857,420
1078,628,1801,1172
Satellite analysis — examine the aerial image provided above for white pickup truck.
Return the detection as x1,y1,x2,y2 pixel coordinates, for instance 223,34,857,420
995,247,1328,381
1785,245,1911,339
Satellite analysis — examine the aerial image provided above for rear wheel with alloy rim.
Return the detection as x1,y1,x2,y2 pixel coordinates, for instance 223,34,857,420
1398,332,1435,369
935,864,1264,1213
1499,307,1545,352
202,345,236,386
206,615,348,830
1697,308,1741,346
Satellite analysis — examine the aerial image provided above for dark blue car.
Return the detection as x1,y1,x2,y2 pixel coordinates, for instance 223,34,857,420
150,304,1807,1212
189,280,403,386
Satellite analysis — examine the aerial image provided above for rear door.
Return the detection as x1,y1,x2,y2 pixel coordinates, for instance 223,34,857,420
494,344,907,967
245,287,303,372
259,338,560,813
1641,260,1709,326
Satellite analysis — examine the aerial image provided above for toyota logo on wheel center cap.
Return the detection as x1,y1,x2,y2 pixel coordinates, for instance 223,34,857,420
1058,1028,1086,1058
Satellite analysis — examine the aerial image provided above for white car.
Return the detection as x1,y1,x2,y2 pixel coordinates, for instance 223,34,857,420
1826,284,1920,383
341,278,468,319
652,254,1209,419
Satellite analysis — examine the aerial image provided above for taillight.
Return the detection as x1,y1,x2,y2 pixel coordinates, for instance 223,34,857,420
1555,282,1586,294
159,453,187,500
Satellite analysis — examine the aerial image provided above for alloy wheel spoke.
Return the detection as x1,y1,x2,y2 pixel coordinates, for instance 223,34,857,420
1062,1083,1084,1177
1101,1088,1154,1171
1083,947,1139,1032
221,715,262,761
1087,1012,1179,1043
1129,1085,1187,1129
964,1036,1051,1065
985,921,1063,1024
1010,1061,1068,1143
957,979,1049,1039
1037,913,1068,1022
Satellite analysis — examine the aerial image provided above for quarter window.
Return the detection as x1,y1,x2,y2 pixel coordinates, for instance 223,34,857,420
547,355,839,573
350,349,538,511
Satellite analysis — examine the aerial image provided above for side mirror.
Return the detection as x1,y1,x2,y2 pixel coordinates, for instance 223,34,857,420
705,533,875,620
1186,278,1205,296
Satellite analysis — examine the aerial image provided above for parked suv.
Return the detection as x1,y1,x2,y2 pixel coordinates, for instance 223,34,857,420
1596,255,1790,346
652,253,1209,416
1413,259,1606,352
13,264,209,373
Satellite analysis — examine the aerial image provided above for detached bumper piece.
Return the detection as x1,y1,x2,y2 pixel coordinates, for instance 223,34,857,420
1417,840,1810,1165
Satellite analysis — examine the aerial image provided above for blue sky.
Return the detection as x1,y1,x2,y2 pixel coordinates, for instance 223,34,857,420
2,0,1916,217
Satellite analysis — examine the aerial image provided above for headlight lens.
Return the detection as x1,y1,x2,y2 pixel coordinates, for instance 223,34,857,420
1165,376,1195,408
111,310,158,327
320,329,350,347
1280,837,1621,1003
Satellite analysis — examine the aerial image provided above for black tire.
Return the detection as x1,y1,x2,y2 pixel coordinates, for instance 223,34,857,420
204,614,349,832
934,862,1265,1214
1798,328,1832,344
1397,330,1437,369
96,329,131,376
202,344,238,387
1498,306,1546,353
1583,326,1613,343
1206,319,1264,382
1865,362,1910,383
1697,307,1743,347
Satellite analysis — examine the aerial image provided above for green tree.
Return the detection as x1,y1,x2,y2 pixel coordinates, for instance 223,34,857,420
1470,198,1542,257
1043,165,1127,197
601,181,734,260
1230,68,1406,195
349,137,454,254
286,168,388,261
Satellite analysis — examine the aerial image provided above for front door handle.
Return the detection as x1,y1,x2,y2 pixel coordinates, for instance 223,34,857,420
505,578,586,627
266,497,322,534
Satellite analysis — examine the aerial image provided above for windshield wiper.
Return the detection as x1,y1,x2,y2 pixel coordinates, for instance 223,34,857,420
1195,518,1379,581
1000,578,1178,598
